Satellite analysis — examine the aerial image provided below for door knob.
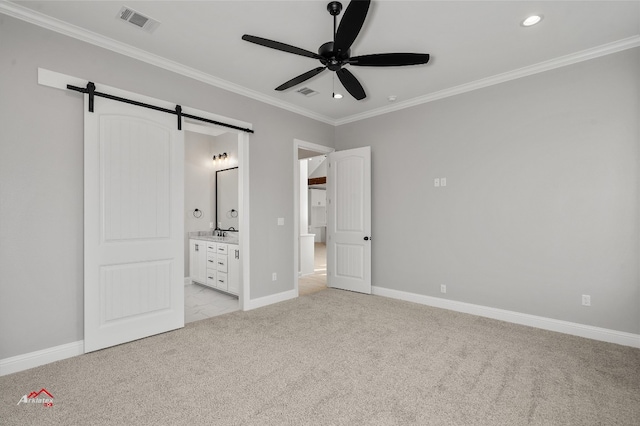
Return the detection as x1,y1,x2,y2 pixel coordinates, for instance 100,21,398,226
364,236,370,241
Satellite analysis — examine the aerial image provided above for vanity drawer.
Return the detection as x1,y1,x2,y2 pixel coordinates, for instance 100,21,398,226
206,269,217,288
216,255,228,272
206,242,217,252
215,272,228,290
206,253,217,268
215,244,228,255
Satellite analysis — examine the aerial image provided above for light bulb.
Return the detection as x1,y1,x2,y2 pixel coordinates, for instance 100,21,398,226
522,15,542,27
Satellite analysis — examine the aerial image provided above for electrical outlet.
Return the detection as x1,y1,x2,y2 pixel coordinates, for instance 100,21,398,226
277,218,284,226
209,222,214,229
441,177,447,187
440,284,447,294
434,178,440,187
272,273,277,281
582,295,591,306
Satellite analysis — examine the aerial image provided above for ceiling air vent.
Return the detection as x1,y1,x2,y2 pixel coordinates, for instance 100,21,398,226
117,6,160,33
296,87,319,97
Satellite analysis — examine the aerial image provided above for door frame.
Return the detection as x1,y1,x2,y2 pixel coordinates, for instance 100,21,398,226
184,122,251,310
293,139,334,297
38,68,253,319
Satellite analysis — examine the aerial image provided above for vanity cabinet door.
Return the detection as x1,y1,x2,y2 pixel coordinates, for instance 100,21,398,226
189,239,207,284
227,245,240,295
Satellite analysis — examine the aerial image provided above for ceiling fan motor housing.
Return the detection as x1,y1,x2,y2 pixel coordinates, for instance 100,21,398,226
319,42,350,70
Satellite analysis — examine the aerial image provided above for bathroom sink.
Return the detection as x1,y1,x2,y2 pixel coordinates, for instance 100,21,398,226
197,235,238,244
189,231,238,244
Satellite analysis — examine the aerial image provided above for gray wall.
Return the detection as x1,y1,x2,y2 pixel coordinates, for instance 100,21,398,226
336,48,640,334
184,131,216,277
0,16,334,359
209,132,240,231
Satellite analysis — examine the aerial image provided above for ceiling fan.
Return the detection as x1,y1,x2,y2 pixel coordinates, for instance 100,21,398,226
241,0,430,101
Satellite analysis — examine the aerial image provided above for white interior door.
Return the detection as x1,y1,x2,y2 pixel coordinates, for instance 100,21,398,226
84,94,184,353
327,146,371,294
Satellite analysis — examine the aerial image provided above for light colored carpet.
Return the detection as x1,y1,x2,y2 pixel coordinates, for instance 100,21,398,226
1,289,639,425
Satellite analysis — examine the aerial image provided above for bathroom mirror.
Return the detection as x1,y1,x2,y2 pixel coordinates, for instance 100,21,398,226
216,167,239,231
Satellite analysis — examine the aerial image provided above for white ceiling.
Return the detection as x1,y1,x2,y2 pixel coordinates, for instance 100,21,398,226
8,1,640,124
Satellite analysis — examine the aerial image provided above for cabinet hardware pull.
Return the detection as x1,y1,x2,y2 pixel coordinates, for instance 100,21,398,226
195,244,199,251
218,262,224,265
208,276,213,279
235,250,239,259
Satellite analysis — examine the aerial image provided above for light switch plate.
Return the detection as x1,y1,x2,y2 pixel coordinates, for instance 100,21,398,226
434,178,440,187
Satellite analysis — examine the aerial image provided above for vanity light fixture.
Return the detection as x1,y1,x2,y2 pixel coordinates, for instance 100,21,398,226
522,15,543,27
212,152,228,162
333,92,343,99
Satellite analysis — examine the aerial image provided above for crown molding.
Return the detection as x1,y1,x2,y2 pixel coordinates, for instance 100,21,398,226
2,1,638,128
335,35,640,126
0,0,336,126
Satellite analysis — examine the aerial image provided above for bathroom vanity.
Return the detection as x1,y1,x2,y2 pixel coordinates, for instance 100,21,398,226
189,236,239,296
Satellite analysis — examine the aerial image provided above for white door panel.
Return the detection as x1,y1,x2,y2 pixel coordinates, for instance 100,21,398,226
85,95,184,353
327,146,371,294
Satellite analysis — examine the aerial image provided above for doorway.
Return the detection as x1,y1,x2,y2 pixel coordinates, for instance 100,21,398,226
293,139,334,297
294,141,373,298
184,126,242,322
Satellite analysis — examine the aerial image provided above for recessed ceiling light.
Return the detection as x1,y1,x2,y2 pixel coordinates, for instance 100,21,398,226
522,15,543,27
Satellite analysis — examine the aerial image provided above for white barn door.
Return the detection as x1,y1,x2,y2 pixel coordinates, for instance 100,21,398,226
84,94,184,353
327,146,371,294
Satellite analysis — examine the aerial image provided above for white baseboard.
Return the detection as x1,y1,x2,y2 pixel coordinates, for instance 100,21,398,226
244,289,297,311
5,287,634,377
372,286,640,348
0,340,84,376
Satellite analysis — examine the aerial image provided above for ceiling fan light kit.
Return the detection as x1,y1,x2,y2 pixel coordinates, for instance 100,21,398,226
522,15,543,27
241,0,431,101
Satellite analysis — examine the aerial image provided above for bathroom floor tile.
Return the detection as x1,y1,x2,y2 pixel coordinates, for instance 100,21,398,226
184,283,239,323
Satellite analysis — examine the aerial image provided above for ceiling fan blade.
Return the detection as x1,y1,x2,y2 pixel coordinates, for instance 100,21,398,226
275,67,326,91
336,68,366,100
349,53,430,67
334,0,371,56
242,35,322,60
